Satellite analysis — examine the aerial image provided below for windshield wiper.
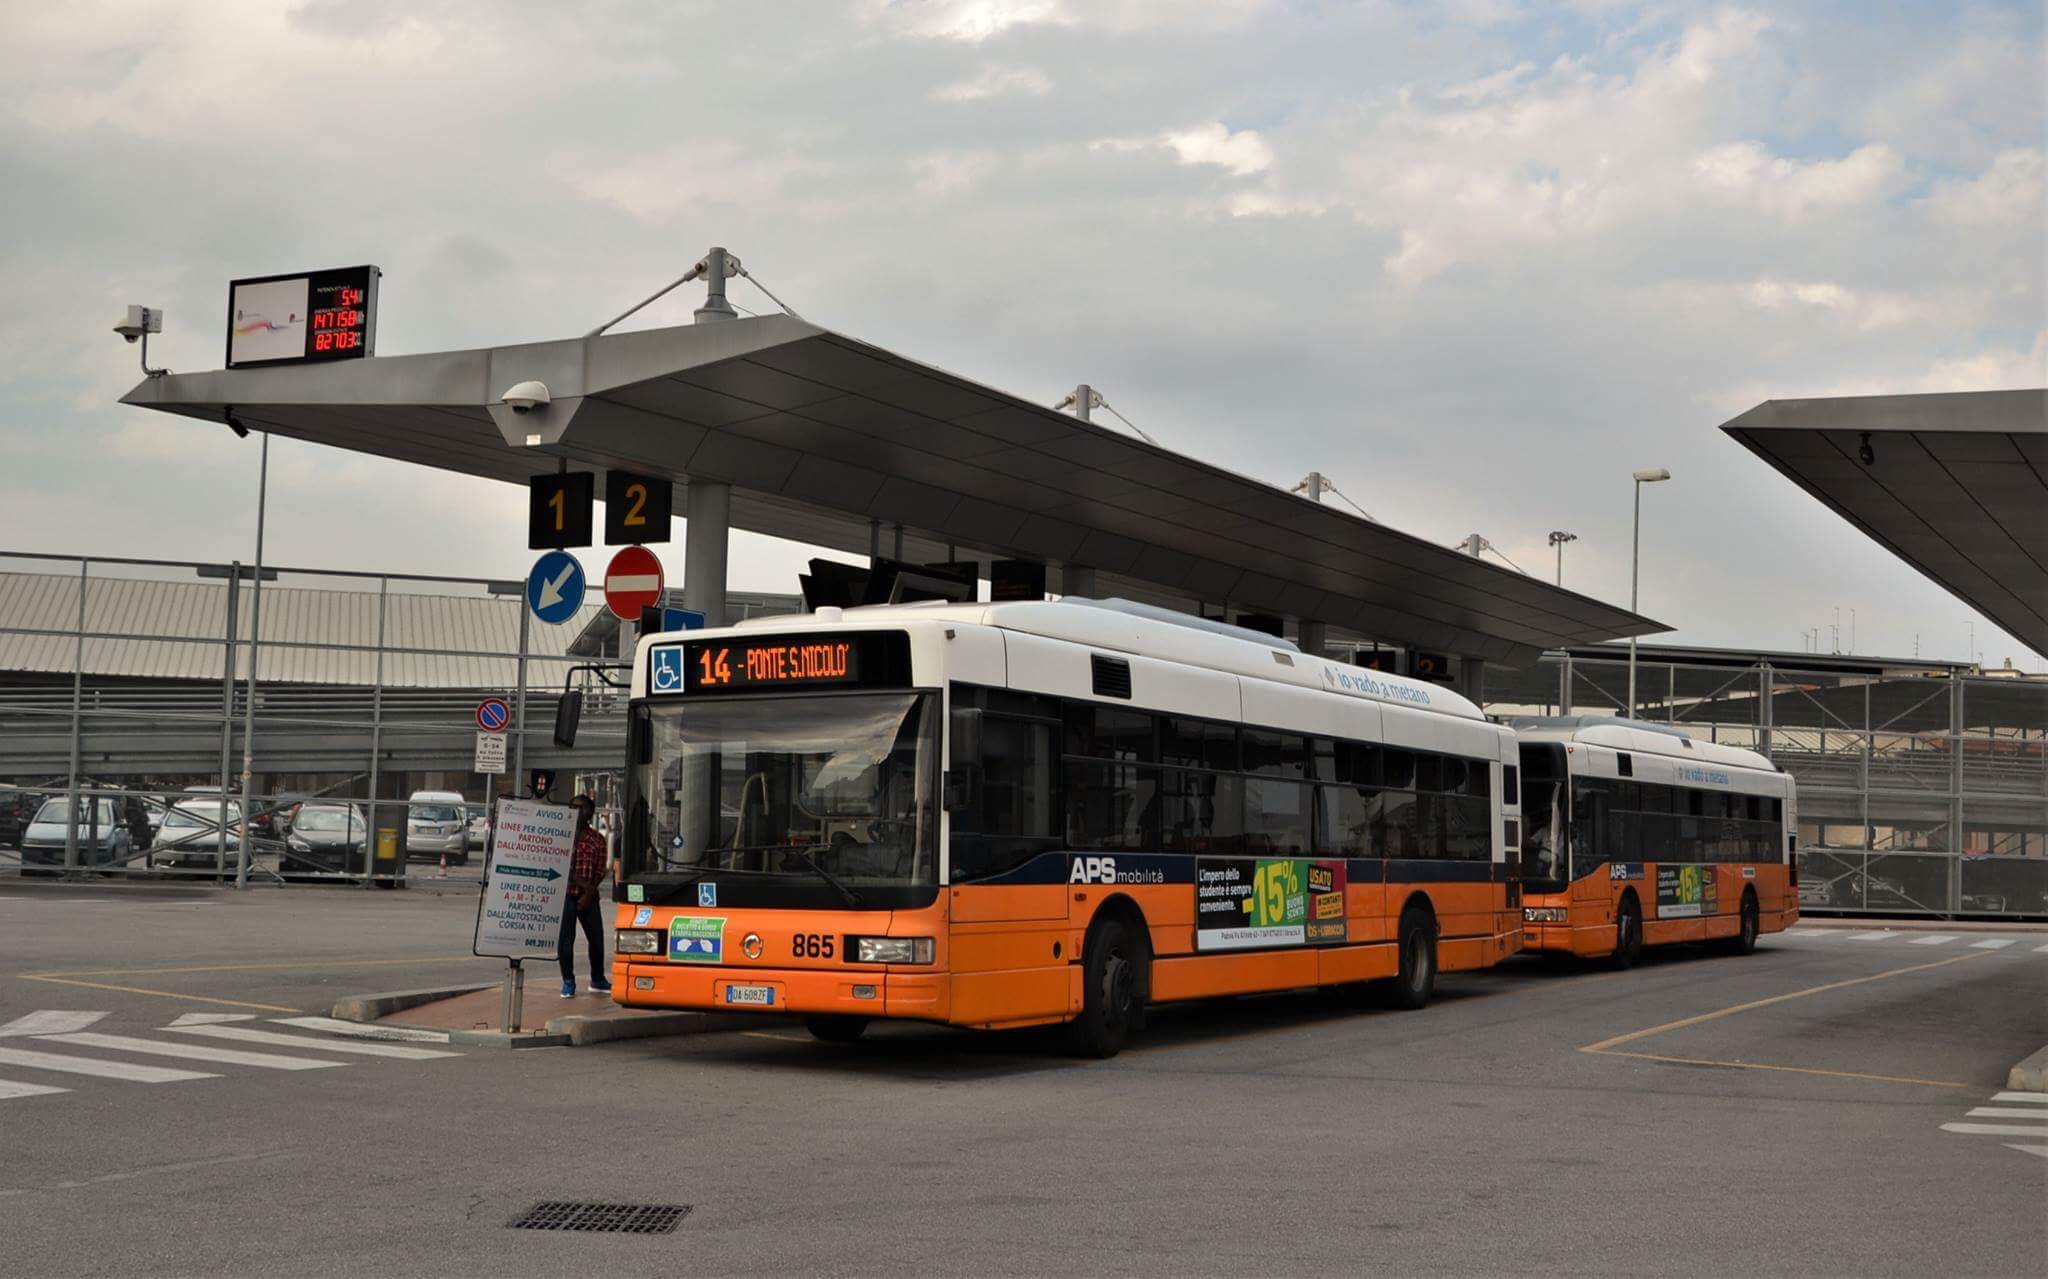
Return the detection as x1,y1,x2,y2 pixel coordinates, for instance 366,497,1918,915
795,845,862,909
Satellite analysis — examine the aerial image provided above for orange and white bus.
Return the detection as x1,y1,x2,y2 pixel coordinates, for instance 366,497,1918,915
609,598,1525,1055
1513,717,1797,965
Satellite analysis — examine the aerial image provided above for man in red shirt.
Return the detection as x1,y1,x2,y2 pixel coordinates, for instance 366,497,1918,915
559,795,612,998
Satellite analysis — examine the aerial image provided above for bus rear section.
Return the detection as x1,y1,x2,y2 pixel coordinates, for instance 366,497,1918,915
1515,718,1797,965
610,601,1527,1056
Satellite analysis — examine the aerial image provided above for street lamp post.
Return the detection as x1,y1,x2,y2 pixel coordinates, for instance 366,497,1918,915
1627,468,1671,720
1548,530,1577,585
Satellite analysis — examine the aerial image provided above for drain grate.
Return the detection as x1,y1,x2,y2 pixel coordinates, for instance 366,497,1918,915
508,1201,691,1234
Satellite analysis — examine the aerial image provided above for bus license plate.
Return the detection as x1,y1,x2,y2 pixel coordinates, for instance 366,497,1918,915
723,984,776,1007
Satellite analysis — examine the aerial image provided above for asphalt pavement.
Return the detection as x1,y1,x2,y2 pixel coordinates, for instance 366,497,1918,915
1,881,2043,1277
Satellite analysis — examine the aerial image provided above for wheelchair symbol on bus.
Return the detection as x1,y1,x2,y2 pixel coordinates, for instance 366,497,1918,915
651,646,684,693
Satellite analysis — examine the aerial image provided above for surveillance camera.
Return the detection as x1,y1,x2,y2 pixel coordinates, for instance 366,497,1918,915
113,305,161,344
501,380,551,415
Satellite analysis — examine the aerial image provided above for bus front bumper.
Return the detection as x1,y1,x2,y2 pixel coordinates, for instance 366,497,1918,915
615,962,949,1022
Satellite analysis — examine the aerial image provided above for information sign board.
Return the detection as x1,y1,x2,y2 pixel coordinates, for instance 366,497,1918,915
474,731,507,774
528,472,595,549
472,800,574,960
226,265,380,369
604,469,672,545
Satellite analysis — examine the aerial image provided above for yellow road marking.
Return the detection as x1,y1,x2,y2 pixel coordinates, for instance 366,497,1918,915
16,955,485,1013
739,1030,809,1043
18,975,300,1013
1579,951,1989,1088
1581,951,1986,1053
24,956,478,978
1595,1050,1967,1090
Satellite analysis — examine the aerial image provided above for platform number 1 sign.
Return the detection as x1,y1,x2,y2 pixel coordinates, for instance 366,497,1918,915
528,472,594,550
604,469,672,545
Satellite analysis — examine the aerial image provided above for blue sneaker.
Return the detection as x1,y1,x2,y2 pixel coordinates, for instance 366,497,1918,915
560,980,576,999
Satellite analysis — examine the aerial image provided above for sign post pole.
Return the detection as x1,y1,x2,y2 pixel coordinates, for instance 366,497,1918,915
502,959,525,1034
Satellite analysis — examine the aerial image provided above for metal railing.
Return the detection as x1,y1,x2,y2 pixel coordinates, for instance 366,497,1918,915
0,550,630,887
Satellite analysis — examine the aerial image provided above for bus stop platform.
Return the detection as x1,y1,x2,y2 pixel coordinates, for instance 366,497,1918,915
336,981,781,1047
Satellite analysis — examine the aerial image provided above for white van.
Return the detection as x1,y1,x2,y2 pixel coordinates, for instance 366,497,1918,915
405,790,469,864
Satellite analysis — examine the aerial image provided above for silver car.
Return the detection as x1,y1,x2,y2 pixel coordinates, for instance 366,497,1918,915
405,794,469,865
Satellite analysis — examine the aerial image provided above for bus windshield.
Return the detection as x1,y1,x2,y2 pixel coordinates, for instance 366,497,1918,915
626,692,938,896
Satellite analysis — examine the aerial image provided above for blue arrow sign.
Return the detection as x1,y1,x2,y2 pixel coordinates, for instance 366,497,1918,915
661,607,706,632
526,551,585,625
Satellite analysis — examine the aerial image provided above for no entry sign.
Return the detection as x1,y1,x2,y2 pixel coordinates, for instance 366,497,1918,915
604,545,665,620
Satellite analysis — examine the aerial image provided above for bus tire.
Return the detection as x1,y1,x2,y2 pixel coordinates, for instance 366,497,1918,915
1381,904,1437,1011
1066,912,1146,1058
1611,894,1643,970
1722,890,1760,956
805,1015,870,1043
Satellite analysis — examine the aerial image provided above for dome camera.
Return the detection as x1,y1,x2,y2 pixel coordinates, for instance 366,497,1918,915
502,380,551,415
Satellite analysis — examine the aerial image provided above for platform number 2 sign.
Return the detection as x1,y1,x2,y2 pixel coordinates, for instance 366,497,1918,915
604,469,672,546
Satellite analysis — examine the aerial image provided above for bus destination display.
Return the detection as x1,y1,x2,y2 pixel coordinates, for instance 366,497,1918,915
226,265,381,369
686,638,859,692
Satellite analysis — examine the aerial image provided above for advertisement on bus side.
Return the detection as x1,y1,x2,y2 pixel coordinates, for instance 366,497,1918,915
1195,857,1347,951
1655,864,1718,919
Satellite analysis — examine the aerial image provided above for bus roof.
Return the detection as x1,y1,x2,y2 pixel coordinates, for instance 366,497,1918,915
721,598,1486,721
1510,715,1776,772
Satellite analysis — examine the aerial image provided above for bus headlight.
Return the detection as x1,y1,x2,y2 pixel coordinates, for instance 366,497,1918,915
853,936,934,965
615,929,663,955
1523,908,1569,924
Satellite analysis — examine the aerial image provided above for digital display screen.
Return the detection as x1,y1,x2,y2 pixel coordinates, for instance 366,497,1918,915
227,265,380,369
653,632,911,697
687,639,860,692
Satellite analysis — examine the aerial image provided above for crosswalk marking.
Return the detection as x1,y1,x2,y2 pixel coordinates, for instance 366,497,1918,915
0,1011,110,1038
1968,938,2016,950
1966,1107,2048,1119
162,1024,458,1060
168,1013,257,1027
39,1032,346,1071
2006,1144,2048,1159
1908,934,1958,945
0,1079,72,1100
1991,1091,2048,1104
1941,1122,2048,1137
0,1045,215,1083
1848,930,1895,941
271,1016,452,1044
1788,928,1837,938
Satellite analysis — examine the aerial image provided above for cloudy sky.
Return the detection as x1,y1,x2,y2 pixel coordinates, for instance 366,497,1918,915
4,0,2042,667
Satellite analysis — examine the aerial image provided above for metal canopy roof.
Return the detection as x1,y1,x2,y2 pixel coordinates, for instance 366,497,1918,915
123,314,1661,666
1721,389,2048,660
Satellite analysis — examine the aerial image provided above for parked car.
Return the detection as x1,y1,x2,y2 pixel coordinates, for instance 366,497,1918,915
405,791,469,865
466,806,489,851
19,797,133,873
151,797,244,873
281,803,367,876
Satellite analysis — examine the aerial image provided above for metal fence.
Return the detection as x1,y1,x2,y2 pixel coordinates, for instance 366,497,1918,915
1484,650,2048,919
0,550,631,886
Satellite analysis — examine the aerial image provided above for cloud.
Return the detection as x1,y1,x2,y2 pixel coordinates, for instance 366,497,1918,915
2,0,2041,671
1160,122,1273,176
930,64,1053,101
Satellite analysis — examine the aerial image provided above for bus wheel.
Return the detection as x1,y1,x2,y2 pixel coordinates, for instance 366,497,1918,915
1611,896,1643,970
1066,914,1145,1058
1722,891,1760,956
805,1015,870,1043
1381,906,1437,1011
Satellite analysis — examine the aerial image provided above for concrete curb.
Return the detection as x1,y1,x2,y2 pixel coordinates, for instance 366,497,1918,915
543,1009,795,1046
448,1028,571,1049
2008,1045,2048,1092
329,983,498,1023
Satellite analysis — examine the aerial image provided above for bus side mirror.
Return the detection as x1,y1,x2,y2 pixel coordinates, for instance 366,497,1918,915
553,689,583,749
